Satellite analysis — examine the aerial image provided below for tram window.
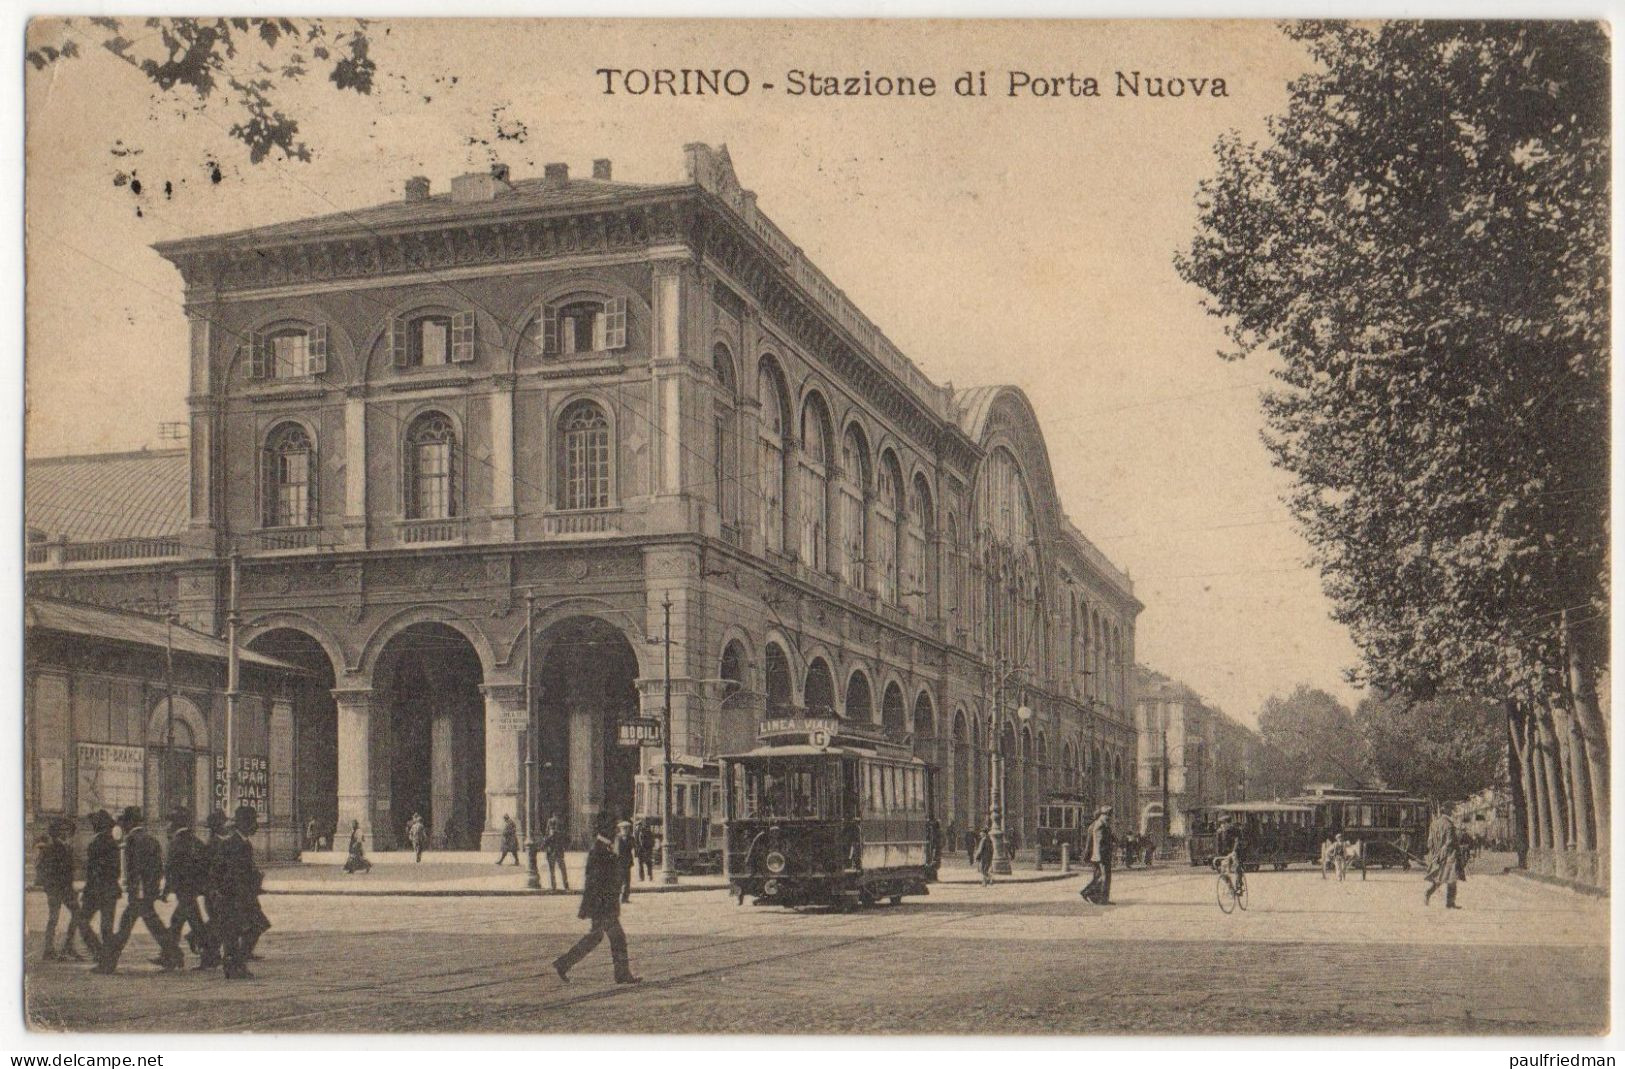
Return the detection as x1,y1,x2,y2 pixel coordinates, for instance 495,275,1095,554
635,781,646,818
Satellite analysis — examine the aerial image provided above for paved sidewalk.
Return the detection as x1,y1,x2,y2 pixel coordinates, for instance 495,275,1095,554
264,851,1086,895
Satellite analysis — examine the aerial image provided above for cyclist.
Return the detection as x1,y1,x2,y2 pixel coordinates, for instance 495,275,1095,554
1213,812,1246,898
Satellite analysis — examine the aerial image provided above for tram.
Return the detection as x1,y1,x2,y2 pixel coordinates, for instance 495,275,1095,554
1034,791,1092,865
721,717,940,908
632,757,725,874
1290,785,1428,869
1185,801,1321,869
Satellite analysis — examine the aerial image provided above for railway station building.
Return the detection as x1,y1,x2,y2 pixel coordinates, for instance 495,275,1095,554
26,145,1141,851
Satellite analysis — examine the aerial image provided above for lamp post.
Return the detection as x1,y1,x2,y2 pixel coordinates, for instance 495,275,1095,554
658,595,678,885
523,588,541,890
989,659,1028,876
224,549,241,814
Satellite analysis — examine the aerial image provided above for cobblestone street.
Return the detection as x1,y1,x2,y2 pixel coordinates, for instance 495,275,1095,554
24,864,1607,1036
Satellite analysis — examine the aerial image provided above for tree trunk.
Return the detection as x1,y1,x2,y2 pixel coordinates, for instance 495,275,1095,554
1533,707,1569,853
1547,703,1586,849
1528,710,1553,851
1505,701,1530,865
1563,609,1610,859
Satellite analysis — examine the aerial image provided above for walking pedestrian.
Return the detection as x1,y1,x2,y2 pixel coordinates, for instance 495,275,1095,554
408,813,428,863
193,810,229,970
35,818,86,962
974,826,995,886
343,819,372,874
497,814,520,866
102,806,182,973
634,818,656,882
615,819,635,903
76,810,120,967
1080,805,1114,905
552,812,640,985
304,817,318,853
209,805,264,980
544,814,570,890
1423,809,1465,909
965,828,977,867
162,808,210,968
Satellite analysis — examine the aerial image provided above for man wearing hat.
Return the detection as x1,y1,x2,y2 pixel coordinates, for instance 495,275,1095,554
79,810,121,971
551,811,640,985
35,817,86,962
1214,811,1247,897
104,806,182,973
192,809,229,969
162,808,211,966
1080,805,1115,905
209,805,264,979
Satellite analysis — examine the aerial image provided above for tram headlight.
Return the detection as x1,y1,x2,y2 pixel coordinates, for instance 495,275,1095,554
764,849,787,874
762,879,780,897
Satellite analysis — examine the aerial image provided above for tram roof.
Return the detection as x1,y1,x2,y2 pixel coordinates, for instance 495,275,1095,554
1191,801,1318,813
725,744,927,763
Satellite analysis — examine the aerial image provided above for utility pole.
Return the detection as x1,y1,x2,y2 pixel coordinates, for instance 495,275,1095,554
990,660,1009,875
1160,716,1171,848
164,612,176,817
524,588,541,890
224,549,241,815
659,594,678,885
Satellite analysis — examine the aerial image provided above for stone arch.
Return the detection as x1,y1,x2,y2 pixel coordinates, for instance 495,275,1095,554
502,597,650,678
844,667,875,724
912,689,936,737
225,308,359,386
241,611,351,674
881,679,908,738
804,657,837,717
763,639,796,713
358,291,502,383
511,275,654,371
359,604,497,684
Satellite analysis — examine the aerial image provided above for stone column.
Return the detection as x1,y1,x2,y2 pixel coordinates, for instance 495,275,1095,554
430,708,456,850
569,705,601,846
333,687,389,850
480,682,524,852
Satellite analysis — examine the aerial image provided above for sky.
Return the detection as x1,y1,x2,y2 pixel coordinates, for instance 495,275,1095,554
23,17,1367,725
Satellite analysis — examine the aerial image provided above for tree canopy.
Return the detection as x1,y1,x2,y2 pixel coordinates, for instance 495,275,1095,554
1355,692,1505,803
26,17,378,164
1176,22,1608,709
1254,685,1370,795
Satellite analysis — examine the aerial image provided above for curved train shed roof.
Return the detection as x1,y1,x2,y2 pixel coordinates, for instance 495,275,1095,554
25,449,189,544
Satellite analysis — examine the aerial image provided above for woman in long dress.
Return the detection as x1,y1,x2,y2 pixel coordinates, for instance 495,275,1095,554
343,819,372,874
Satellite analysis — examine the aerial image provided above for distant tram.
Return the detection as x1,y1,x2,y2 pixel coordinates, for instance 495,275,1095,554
721,717,940,909
1035,791,1092,865
632,757,725,874
1185,802,1321,869
1185,787,1430,871
1290,785,1428,869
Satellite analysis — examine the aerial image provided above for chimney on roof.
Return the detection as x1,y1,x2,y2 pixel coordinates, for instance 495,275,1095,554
592,158,612,180
404,176,431,202
543,162,570,189
450,171,500,203
490,162,511,184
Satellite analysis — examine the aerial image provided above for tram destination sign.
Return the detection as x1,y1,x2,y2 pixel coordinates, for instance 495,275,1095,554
617,717,662,746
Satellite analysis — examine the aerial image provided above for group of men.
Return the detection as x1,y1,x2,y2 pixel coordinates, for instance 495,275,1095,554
35,803,269,979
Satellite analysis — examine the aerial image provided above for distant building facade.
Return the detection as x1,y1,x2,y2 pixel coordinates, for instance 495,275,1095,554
25,597,305,859
26,145,1141,851
1133,666,1256,844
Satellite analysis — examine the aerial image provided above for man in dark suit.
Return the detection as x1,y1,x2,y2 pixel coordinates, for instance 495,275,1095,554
102,806,182,973
543,814,570,890
1080,806,1115,905
194,810,229,969
36,817,86,961
209,805,264,980
77,810,119,967
552,812,640,985
162,808,211,966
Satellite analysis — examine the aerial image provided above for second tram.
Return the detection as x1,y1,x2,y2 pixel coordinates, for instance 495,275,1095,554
1185,802,1321,869
722,717,940,909
632,758,725,874
1035,791,1092,865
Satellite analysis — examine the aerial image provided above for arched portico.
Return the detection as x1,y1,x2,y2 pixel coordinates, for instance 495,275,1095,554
246,627,340,850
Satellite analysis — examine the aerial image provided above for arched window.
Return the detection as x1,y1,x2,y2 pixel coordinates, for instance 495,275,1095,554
837,424,870,589
558,400,611,511
882,682,907,739
875,452,903,603
799,397,832,572
844,671,874,724
804,658,836,717
764,643,794,716
532,296,627,356
256,324,327,380
756,361,789,555
145,696,209,825
404,412,456,520
945,514,962,630
713,345,739,530
263,422,315,528
906,472,935,618
913,692,936,738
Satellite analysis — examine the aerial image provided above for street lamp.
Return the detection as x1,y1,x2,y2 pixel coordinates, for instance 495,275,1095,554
523,588,541,890
988,659,1029,876
646,595,679,886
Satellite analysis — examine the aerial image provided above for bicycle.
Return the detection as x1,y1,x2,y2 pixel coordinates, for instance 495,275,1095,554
1212,853,1248,914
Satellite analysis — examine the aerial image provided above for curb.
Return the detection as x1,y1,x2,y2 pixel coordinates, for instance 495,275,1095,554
261,870,1082,897
1504,866,1609,898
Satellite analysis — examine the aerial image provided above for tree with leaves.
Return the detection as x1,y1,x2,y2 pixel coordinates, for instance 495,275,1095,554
1356,692,1505,803
26,17,377,164
1178,22,1608,878
1254,685,1371,795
